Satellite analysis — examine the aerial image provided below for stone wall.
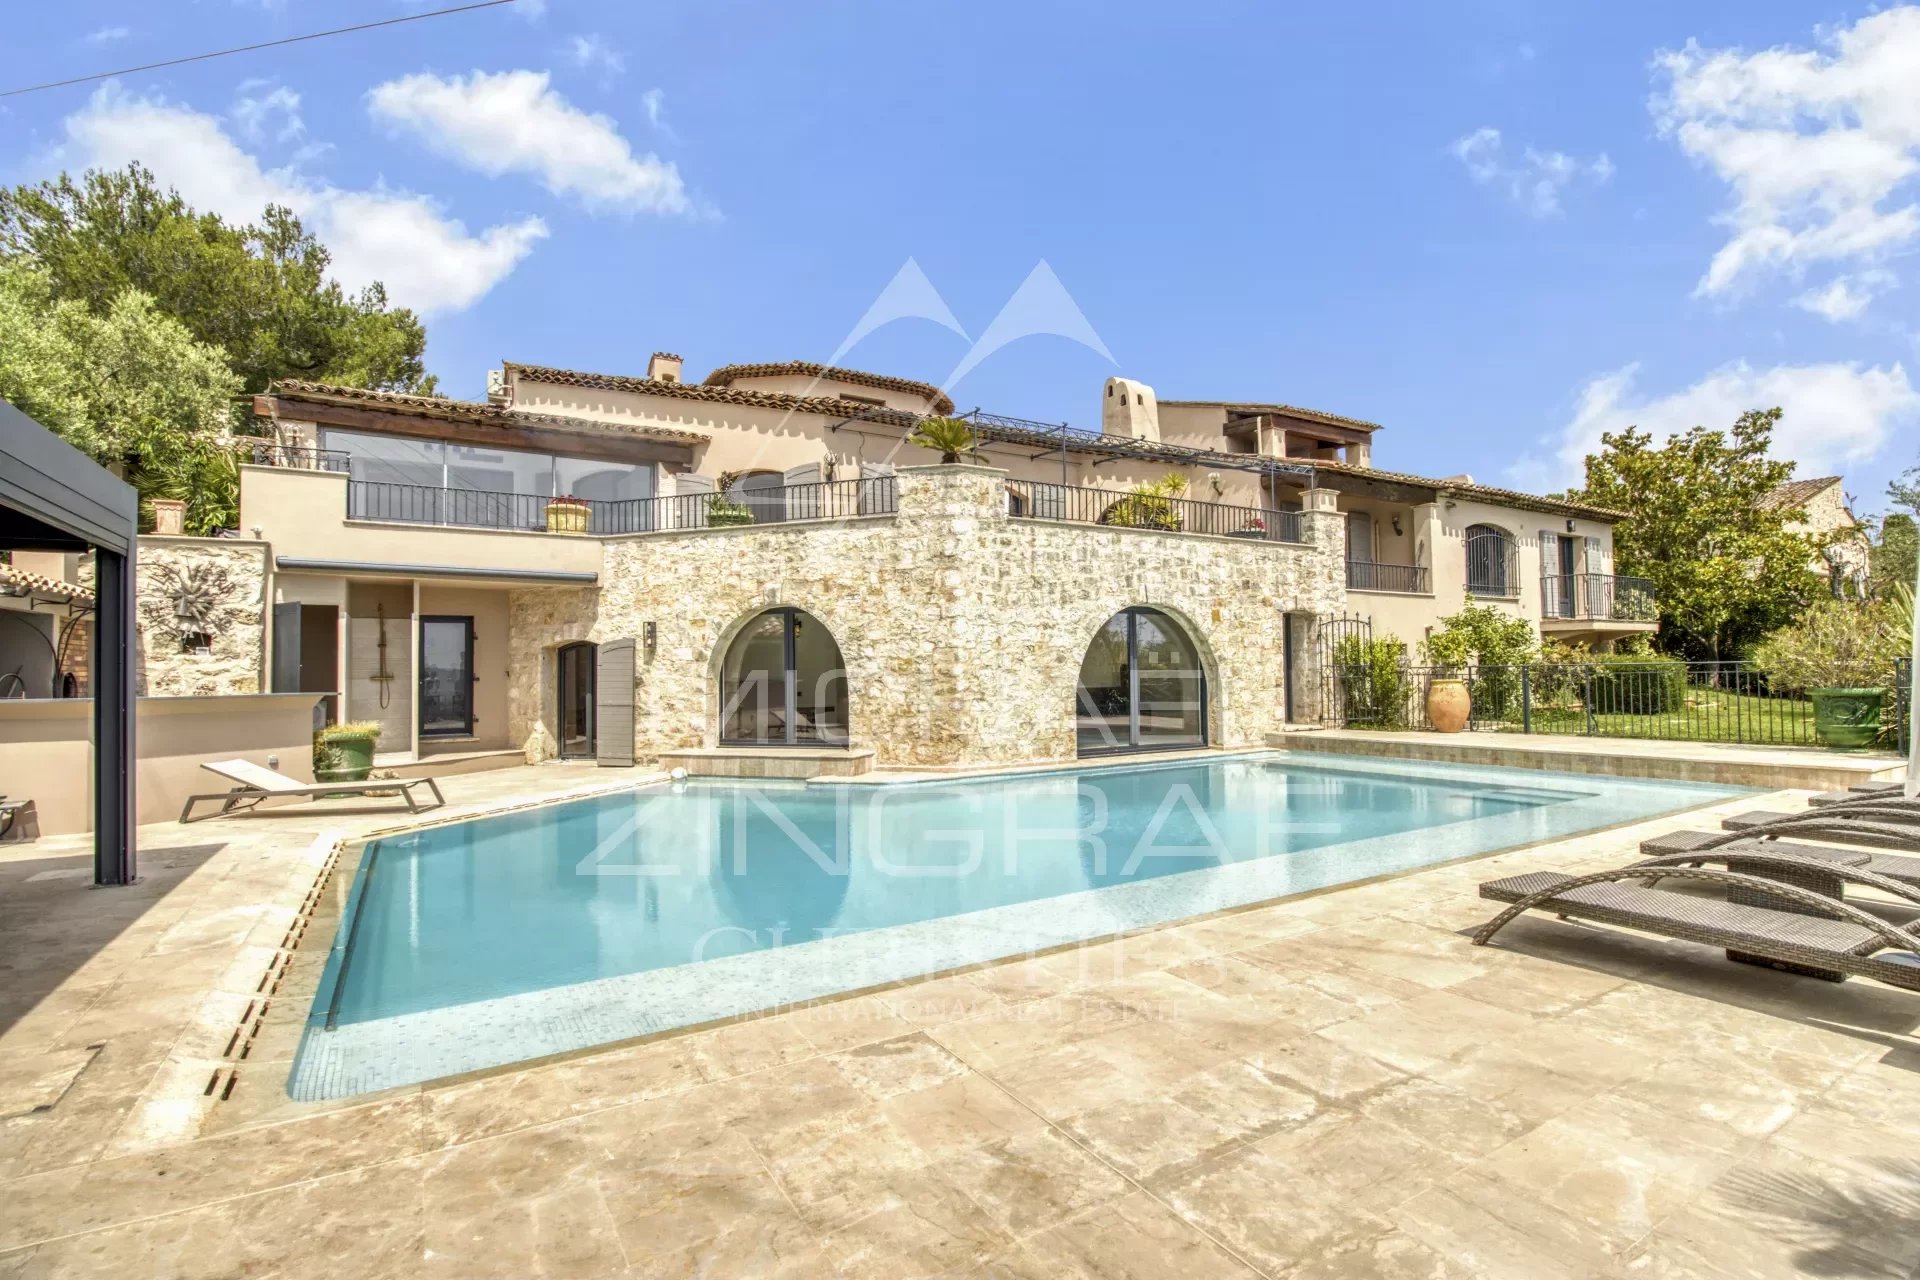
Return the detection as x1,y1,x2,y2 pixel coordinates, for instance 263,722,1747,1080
506,465,1344,767
133,537,269,697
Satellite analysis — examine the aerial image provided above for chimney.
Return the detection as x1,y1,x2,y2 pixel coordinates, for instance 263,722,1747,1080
647,352,684,384
1101,377,1160,442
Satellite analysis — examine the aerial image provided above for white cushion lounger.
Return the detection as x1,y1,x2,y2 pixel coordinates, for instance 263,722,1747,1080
179,759,446,823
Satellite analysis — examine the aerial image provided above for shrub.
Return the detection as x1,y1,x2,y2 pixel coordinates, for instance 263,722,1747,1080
1421,599,1536,722
1751,598,1903,692
1332,634,1409,727
1583,655,1689,715
1102,475,1187,531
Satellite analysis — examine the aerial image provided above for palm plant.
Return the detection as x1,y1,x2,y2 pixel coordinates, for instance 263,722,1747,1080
908,416,982,464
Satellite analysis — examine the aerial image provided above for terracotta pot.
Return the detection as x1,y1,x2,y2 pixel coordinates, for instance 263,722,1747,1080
1426,676,1471,733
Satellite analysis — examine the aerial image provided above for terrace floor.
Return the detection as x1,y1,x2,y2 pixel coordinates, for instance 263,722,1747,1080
1,763,1916,1278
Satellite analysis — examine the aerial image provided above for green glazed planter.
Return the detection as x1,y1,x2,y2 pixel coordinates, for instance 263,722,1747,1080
1809,687,1886,749
317,734,377,783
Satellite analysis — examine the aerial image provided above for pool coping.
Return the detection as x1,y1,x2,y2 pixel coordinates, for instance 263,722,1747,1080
276,753,1751,1102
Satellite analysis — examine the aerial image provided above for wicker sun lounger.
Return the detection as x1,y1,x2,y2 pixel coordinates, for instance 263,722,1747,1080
1718,809,1920,852
179,759,446,823
1809,785,1913,808
1637,831,1920,889
1474,866,1920,990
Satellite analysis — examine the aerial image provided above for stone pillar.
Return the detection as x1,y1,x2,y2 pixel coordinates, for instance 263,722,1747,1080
1300,486,1342,555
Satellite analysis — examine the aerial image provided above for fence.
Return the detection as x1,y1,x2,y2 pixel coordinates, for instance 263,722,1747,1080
1007,480,1305,543
1325,657,1913,749
345,477,896,534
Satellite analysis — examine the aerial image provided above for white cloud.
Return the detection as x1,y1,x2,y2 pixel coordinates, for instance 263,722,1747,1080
564,34,625,78
367,70,688,215
230,81,304,143
1794,270,1895,322
1509,359,1920,491
84,26,130,43
1452,126,1613,217
1653,9,1920,307
58,84,545,314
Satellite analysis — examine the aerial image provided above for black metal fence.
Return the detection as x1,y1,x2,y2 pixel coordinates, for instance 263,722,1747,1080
244,442,351,472
1345,561,1430,593
1008,479,1305,543
1325,658,1912,749
346,476,897,534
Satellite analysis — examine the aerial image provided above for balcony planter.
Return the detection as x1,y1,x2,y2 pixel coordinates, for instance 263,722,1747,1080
1809,687,1886,749
1229,517,1268,540
1426,675,1471,733
707,496,754,527
315,721,381,784
545,497,591,534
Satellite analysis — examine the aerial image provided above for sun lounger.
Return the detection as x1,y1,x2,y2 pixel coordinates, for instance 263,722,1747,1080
1718,810,1920,851
1474,865,1920,991
1808,781,1909,806
179,759,446,823
1638,830,1920,889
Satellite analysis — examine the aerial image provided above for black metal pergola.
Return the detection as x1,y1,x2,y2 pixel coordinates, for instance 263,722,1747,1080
0,402,140,885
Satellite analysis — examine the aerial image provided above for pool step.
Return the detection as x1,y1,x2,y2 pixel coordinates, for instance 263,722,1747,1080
658,746,875,780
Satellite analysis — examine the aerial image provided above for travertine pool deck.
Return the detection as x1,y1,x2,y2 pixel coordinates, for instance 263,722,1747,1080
1,762,1917,1278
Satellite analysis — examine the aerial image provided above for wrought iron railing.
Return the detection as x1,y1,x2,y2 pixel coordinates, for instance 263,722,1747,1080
1325,658,1905,748
244,442,351,472
1345,560,1430,594
1005,480,1305,543
345,477,897,534
1541,573,1658,622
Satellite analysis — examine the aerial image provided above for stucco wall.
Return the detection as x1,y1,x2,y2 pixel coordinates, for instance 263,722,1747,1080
505,465,1344,767
133,537,269,696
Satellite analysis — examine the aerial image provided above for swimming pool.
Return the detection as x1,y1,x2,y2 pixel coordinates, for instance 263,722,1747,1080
290,752,1741,1098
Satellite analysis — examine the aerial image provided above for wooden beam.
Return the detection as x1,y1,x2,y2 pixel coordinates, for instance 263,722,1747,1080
260,397,698,466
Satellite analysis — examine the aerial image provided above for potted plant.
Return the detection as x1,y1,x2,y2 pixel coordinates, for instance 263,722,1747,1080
315,721,382,783
1752,598,1902,748
545,494,591,534
707,471,756,526
1231,514,1268,540
1415,599,1538,732
1102,476,1187,531
908,416,983,463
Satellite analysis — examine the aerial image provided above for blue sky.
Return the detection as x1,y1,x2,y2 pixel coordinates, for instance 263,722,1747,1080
5,1,1919,513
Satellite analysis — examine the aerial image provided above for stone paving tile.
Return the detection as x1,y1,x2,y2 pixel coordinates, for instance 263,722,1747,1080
3,776,1918,1278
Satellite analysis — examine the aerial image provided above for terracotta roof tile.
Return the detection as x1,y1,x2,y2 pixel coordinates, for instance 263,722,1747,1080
1302,458,1628,522
1160,399,1383,434
1760,476,1842,512
500,362,931,423
702,361,955,415
0,563,93,605
266,380,710,445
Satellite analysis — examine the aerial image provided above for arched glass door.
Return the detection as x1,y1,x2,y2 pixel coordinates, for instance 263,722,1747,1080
1076,607,1206,755
718,608,848,745
556,642,596,759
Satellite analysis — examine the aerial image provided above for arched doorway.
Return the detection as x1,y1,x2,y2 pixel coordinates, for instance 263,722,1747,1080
718,608,849,746
1076,607,1207,755
556,641,597,759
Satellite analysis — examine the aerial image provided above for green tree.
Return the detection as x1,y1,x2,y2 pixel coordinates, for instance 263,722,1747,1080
1566,409,1826,660
0,164,433,394
1869,513,1917,600
1891,463,1920,519
0,261,242,533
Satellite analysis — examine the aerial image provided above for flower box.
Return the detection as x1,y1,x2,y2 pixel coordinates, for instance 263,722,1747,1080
545,497,591,534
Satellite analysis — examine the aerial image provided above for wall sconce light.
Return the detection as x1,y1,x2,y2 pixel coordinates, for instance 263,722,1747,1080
1390,515,1403,536
1565,519,1576,533
643,621,657,655
1207,471,1223,497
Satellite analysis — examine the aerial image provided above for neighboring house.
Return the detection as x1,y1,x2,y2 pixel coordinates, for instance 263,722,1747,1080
1762,475,1871,598
0,554,93,699
113,354,1650,773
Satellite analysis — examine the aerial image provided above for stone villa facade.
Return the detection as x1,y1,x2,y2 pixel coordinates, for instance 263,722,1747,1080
78,353,1647,774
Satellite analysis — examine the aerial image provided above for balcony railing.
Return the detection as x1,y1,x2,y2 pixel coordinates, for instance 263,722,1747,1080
1345,560,1430,594
1541,573,1658,622
244,441,351,472
346,477,898,534
1006,480,1304,543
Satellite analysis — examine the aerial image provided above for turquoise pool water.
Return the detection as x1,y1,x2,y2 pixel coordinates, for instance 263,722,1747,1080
290,752,1740,1098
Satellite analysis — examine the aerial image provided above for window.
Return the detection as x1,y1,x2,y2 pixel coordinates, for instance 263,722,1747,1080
718,608,849,746
322,429,655,503
1076,607,1206,754
1465,525,1516,597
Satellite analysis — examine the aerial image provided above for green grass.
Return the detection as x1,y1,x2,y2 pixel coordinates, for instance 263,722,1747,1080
1494,686,1818,745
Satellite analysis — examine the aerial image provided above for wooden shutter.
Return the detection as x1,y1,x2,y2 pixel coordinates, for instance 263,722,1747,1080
271,602,303,692
670,472,714,529
1345,512,1373,564
858,460,896,515
594,639,636,767
782,463,822,520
